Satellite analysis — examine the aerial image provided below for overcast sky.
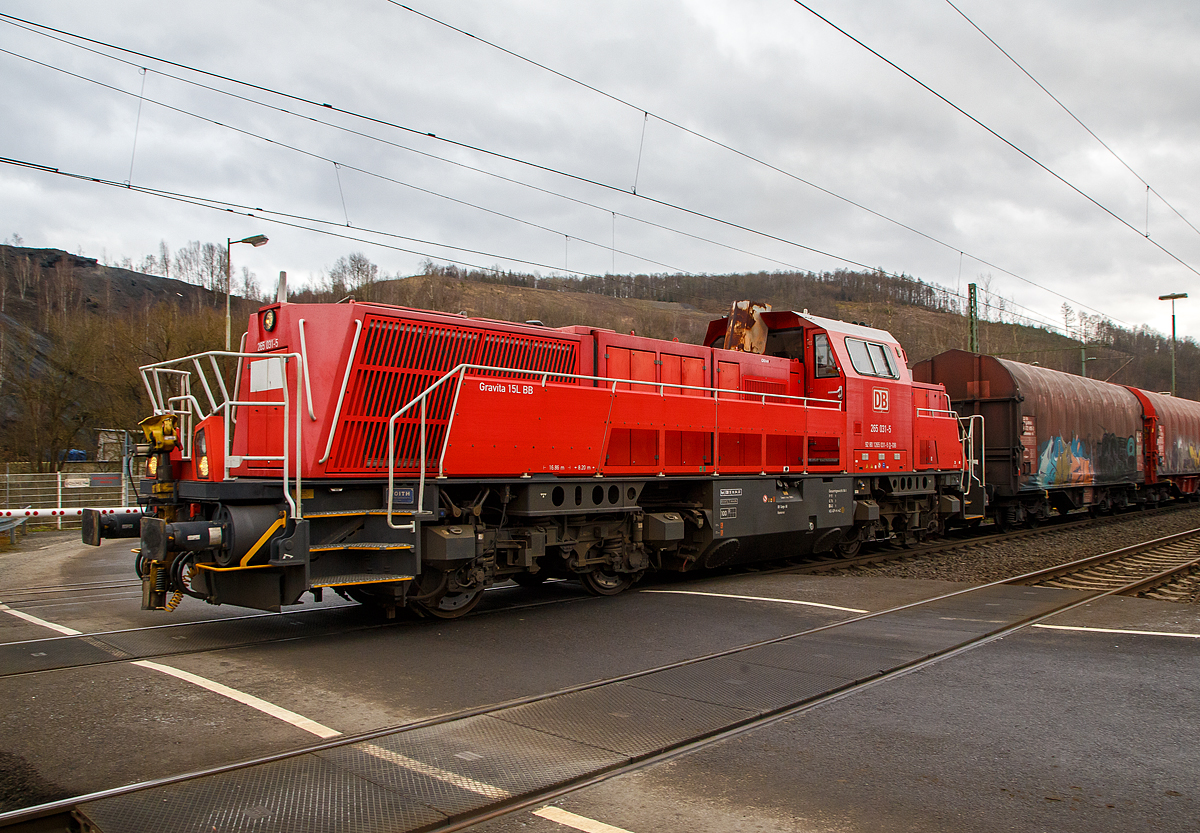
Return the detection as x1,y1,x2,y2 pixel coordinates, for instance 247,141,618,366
2,0,1199,341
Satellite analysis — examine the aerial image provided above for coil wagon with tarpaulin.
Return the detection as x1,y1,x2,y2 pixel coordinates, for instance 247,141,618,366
914,349,1150,526
1124,386,1200,499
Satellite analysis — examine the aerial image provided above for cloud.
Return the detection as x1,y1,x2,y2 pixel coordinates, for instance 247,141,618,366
1,0,1199,338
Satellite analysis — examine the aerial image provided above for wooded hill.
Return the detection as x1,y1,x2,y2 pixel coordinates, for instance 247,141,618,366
0,243,1193,469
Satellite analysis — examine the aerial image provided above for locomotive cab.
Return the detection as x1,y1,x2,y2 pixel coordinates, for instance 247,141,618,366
706,307,967,550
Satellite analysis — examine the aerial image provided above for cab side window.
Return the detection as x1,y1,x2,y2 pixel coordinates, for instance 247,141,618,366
813,333,839,378
846,337,899,379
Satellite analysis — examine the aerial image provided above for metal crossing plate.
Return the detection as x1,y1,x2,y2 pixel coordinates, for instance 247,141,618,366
494,682,753,758
316,714,626,818
77,752,444,833
70,584,1092,832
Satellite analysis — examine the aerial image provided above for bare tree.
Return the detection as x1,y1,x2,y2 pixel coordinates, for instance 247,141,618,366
174,241,203,285
158,240,171,279
200,243,226,292
330,252,380,300
238,266,259,302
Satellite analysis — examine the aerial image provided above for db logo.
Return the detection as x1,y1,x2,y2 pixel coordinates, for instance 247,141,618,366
873,388,889,412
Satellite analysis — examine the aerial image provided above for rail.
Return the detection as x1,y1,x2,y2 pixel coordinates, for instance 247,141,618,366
140,350,305,518
384,362,850,530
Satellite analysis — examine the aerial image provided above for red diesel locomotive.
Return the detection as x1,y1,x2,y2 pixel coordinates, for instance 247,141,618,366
85,299,970,617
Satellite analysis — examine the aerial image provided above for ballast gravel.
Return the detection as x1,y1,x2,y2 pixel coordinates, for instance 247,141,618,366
835,503,1200,602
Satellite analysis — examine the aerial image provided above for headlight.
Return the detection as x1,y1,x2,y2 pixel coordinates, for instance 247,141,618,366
147,456,158,478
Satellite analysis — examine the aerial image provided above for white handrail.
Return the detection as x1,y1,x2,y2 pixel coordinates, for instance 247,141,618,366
140,350,305,519
192,356,218,414
319,319,364,464
298,319,317,421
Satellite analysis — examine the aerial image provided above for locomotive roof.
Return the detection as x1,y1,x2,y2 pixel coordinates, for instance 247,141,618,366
703,309,900,348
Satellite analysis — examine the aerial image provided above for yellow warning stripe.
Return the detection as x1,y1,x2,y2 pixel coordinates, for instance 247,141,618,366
240,516,288,567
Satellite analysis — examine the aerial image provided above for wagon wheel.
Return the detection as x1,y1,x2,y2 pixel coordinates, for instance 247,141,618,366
414,587,484,619
580,568,634,596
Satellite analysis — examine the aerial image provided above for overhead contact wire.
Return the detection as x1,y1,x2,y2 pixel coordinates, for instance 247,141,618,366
378,2,1132,324
0,44,690,276
0,12,1103,325
0,156,593,278
943,0,1200,240
0,17,810,274
787,0,1200,283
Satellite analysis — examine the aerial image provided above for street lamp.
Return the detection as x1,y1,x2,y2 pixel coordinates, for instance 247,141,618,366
1159,292,1187,396
225,236,268,350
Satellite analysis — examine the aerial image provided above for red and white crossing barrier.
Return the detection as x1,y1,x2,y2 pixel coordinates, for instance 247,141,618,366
0,507,143,518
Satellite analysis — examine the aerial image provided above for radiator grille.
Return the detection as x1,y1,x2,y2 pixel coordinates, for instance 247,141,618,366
328,315,578,473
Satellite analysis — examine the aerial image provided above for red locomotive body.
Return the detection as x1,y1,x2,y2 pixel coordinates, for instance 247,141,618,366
91,300,969,617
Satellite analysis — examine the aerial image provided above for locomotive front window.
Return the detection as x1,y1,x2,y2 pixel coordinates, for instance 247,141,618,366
814,334,839,378
846,338,899,379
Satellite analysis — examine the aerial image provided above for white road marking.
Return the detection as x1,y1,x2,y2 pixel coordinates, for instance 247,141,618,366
0,602,83,636
534,806,635,833
360,743,512,798
132,659,342,738
3,600,518,798
1033,624,1200,639
643,589,867,613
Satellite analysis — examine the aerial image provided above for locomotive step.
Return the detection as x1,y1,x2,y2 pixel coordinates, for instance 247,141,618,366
309,573,414,588
309,542,416,553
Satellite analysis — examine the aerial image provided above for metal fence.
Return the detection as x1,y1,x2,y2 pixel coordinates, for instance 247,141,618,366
1,471,132,530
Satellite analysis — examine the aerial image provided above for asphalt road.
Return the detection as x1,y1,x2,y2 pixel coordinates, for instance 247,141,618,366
1,530,1197,832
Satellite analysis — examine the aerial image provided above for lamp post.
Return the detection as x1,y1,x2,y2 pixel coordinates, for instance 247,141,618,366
1158,292,1187,396
226,235,269,350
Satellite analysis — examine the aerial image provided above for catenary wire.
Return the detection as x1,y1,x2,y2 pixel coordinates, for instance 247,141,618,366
0,156,601,278
377,2,1134,326
943,0,1200,241
0,45,694,277
3,151,1063,332
787,0,1200,283
0,17,820,277
0,11,1124,327
0,41,895,292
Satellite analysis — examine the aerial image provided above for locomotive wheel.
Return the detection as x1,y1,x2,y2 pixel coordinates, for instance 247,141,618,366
415,588,483,619
834,532,862,558
580,568,633,596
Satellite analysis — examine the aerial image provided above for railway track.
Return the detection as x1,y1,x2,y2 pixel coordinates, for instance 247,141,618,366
785,499,1199,576
1011,528,1200,598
